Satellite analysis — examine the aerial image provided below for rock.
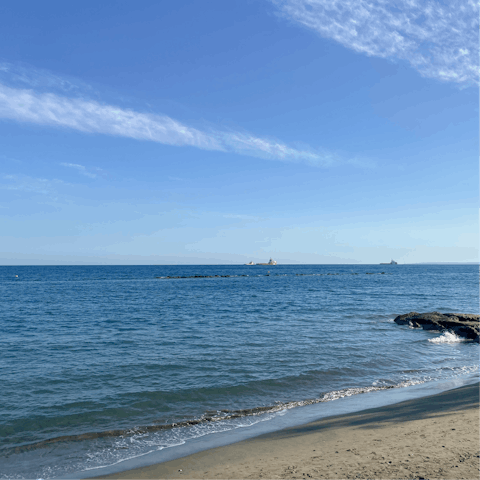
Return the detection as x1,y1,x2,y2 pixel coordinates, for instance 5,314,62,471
393,312,479,343
444,313,480,322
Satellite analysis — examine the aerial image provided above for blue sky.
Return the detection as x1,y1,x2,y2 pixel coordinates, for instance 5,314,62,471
0,0,478,264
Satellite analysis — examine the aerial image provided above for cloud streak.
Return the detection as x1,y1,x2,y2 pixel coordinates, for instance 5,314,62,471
0,83,330,165
0,83,219,149
60,163,97,178
1,173,65,197
271,0,479,85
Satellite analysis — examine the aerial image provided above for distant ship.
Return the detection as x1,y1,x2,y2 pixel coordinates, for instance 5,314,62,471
256,258,277,266
245,258,278,266
380,259,398,265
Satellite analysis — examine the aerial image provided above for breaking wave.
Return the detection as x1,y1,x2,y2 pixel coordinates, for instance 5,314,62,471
428,331,469,344
0,379,430,456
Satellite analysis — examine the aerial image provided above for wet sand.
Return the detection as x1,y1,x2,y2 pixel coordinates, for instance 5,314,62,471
97,382,479,479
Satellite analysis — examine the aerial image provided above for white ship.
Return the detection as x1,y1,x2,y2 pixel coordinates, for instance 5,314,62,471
245,258,278,266
256,258,277,266
380,259,398,265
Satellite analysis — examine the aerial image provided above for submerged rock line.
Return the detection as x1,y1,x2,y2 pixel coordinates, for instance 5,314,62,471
155,272,387,280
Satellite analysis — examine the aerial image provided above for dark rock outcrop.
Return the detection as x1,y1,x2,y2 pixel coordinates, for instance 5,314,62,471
394,311,479,343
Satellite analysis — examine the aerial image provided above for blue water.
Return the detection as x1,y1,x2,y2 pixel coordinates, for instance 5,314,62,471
0,264,478,478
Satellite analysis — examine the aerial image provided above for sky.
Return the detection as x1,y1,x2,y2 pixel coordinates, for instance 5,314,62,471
0,0,478,265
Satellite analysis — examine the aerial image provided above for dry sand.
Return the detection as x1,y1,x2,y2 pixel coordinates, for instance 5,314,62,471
97,382,479,480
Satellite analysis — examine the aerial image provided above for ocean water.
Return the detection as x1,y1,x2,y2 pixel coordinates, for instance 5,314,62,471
0,264,478,479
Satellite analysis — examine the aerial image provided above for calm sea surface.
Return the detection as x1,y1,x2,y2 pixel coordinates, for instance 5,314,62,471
0,264,478,478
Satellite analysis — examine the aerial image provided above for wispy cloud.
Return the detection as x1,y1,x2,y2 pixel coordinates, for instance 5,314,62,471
0,61,92,95
0,83,220,149
60,162,97,178
0,82,333,166
1,173,66,197
223,213,263,221
271,0,479,86
0,154,22,164
219,131,325,165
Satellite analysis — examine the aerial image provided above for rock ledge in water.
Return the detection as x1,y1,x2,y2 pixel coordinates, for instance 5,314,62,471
394,312,479,343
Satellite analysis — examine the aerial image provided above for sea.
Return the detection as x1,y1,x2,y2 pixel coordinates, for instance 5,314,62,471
0,264,478,479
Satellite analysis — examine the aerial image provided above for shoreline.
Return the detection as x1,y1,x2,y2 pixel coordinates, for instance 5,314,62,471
95,382,479,479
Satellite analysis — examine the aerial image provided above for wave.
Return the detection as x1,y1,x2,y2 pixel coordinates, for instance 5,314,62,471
4,361,479,459
0,379,428,456
428,331,469,344
1,366,478,479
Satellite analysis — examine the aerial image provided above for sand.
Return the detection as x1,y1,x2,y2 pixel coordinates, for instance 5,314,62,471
97,382,479,480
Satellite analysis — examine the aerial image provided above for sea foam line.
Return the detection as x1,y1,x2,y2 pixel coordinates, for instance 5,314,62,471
2,368,479,480
0,379,428,456
4,363,479,462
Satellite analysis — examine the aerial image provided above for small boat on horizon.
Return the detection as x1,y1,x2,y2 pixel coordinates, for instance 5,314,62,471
380,259,398,265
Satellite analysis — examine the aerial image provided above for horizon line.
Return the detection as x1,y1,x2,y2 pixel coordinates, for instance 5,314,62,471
1,262,478,267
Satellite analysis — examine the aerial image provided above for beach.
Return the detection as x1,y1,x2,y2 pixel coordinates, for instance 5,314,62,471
97,382,479,480
2,0,479,476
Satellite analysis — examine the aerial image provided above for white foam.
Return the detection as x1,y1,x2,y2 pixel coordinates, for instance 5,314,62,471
428,331,468,344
